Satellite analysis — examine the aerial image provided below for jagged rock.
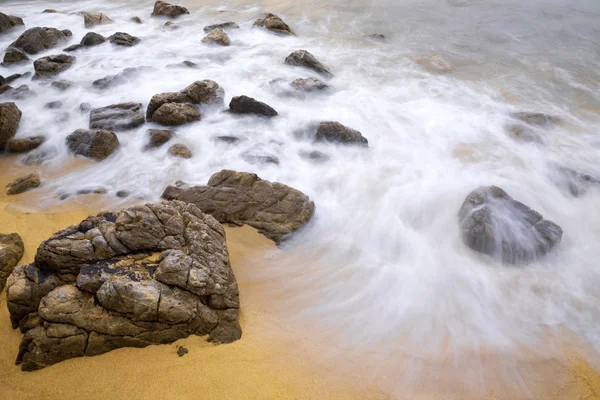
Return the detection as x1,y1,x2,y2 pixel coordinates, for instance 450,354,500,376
83,12,113,28
89,103,145,131
151,1,190,19
51,80,71,91
315,121,368,146
109,32,140,46
285,50,332,77
0,136,45,153
131,16,143,24
290,77,328,92
6,173,41,195
0,102,22,144
0,12,24,34
412,55,452,73
241,151,279,165
168,144,192,158
3,48,29,64
33,54,75,79
145,129,174,149
152,103,200,126
146,80,224,121
229,95,277,117
510,112,560,127
162,169,315,243
66,129,119,161
203,22,239,33
201,29,230,46
6,200,241,371
458,186,563,264
253,13,293,35
0,233,24,293
11,27,71,55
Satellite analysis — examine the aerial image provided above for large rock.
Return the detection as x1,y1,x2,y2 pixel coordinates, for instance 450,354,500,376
315,121,368,146
203,22,239,33
33,54,75,79
83,12,113,28
89,103,145,131
162,170,315,243
151,1,189,19
0,233,24,293
6,201,241,371
152,103,201,126
3,48,29,64
285,50,332,77
66,129,119,161
253,13,293,36
109,32,140,46
458,186,563,264
6,173,41,195
11,27,71,55
0,12,24,34
146,80,224,121
229,95,277,117
201,29,230,46
0,136,45,153
0,102,22,144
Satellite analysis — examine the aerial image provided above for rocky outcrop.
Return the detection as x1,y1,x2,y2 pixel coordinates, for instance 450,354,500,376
0,136,45,153
315,121,368,146
0,102,22,144
152,103,201,126
6,201,241,371
0,12,24,34
162,170,315,243
146,80,224,121
33,54,75,79
253,13,293,36
6,173,41,195
83,12,113,28
291,77,328,92
151,1,189,19
89,103,145,131
3,48,30,64
109,32,140,46
201,29,230,46
145,129,174,149
458,186,563,264
168,143,192,158
229,95,277,117
66,129,119,161
203,22,239,33
10,27,72,55
285,50,332,77
0,233,23,293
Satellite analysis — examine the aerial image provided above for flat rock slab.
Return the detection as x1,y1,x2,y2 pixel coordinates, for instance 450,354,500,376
0,233,24,293
90,103,145,131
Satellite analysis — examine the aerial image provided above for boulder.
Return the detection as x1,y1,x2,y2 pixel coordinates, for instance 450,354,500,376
510,112,560,127
6,200,241,371
11,27,71,55
152,103,200,126
0,233,24,293
168,144,192,158
33,54,75,79
315,121,368,146
6,173,41,195
83,12,113,28
0,102,22,144
151,1,190,19
201,29,230,46
458,186,563,264
0,12,24,34
3,48,30,64
290,77,328,92
0,136,45,153
285,50,332,77
203,22,239,33
66,129,119,161
162,169,315,243
109,32,140,47
146,80,224,121
145,129,174,149
253,13,293,36
89,103,145,131
229,95,277,117
412,55,452,73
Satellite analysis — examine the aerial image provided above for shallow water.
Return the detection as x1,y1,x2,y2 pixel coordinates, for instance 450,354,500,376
2,0,600,396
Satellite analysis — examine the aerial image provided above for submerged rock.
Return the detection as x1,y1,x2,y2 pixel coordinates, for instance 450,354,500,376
299,149,329,163
510,112,560,127
152,103,200,126
92,67,150,90
241,151,279,166
146,80,224,121
229,95,277,117
109,32,140,46
162,169,315,243
145,129,174,149
66,129,119,161
11,27,71,55
201,29,230,46
0,136,45,153
151,1,190,19
203,22,239,33
131,16,143,24
285,50,332,77
0,102,22,144
89,103,145,131
6,172,40,195
315,121,368,146
290,77,328,92
0,233,24,293
553,165,600,197
51,80,72,91
253,13,293,36
458,186,562,264
168,143,192,158
3,48,30,64
412,54,452,74
505,124,543,144
33,54,75,79
0,12,24,34
83,12,113,28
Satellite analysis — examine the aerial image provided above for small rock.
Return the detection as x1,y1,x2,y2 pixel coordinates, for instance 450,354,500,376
66,129,119,161
44,100,63,109
145,129,174,149
109,32,140,46
89,103,145,131
3,48,29,64
203,22,239,33
229,95,277,117
201,29,230,46
151,1,190,19
131,16,143,24
43,9,58,13
213,135,240,144
412,55,452,74
83,12,113,28
163,21,179,30
51,80,72,91
253,13,294,35
168,143,192,158
290,77,328,92
177,346,188,357
0,102,22,144
505,124,543,144
315,121,368,146
152,103,201,126
241,151,279,165
554,165,600,197
33,54,75,79
6,173,41,195
80,102,92,112
0,12,24,34
299,149,329,163
81,32,107,46
0,136,45,153
0,233,24,293
11,27,71,55
510,112,560,127
166,60,198,69
285,50,332,77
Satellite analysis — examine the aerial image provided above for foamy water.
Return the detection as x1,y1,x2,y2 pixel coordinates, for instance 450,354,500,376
2,0,600,395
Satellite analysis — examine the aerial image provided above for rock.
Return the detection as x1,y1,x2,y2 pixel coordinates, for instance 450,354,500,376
6,173,41,195
4,73,27,84
203,22,239,33
412,55,452,73
0,136,45,153
0,12,24,34
0,102,22,144
553,166,600,197
131,16,143,24
458,186,563,264
44,101,63,109
92,67,144,90
290,77,328,92
0,233,24,293
168,144,192,158
162,169,315,243
365,33,386,40
145,129,174,149
51,80,71,91
80,103,92,112
163,21,180,30
505,124,543,144
3,48,30,64
0,85,11,94
212,135,240,145
151,1,190,19
166,60,198,69
81,32,107,46
66,129,119,161
42,9,57,14
89,103,145,131
229,95,277,117
83,12,113,28
177,345,188,357
4,85,34,100
152,103,200,126
116,190,129,198
146,80,224,121
33,54,75,79
299,149,329,163
315,122,368,146
510,112,560,127
201,29,230,46
63,44,83,52
6,200,241,370
241,152,279,165
285,50,332,77
11,27,71,55
109,32,140,47
253,13,293,36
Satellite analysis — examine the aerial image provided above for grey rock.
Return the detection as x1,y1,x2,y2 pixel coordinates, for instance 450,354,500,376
66,129,119,161
241,151,279,166
109,32,140,47
0,233,24,293
33,54,75,79
151,1,190,19
6,173,41,195
285,50,332,77
213,135,240,144
203,22,239,33
131,17,143,24
299,149,329,163
315,121,368,146
89,103,145,131
554,165,600,197
510,112,560,127
253,13,293,36
229,95,277,117
44,100,63,109
290,77,329,92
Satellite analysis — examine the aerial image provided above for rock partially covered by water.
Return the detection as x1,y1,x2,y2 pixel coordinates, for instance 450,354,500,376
291,77,329,92
151,1,190,19
152,103,201,126
0,12,24,34
315,121,368,146
253,13,294,36
553,165,600,197
162,170,315,243
109,32,140,46
6,172,41,195
82,32,107,46
11,27,72,55
145,129,174,149
510,112,560,127
66,129,119,161
168,143,192,158
0,136,45,153
146,80,224,121
285,50,332,77
0,102,22,144
458,186,563,264
229,95,277,117
89,103,145,131
412,55,452,74
0,233,23,293
201,29,230,46
3,48,29,64
33,54,75,79
6,200,241,371
83,12,113,28
203,22,239,33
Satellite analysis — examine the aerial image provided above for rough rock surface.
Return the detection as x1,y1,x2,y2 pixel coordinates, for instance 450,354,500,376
291,77,328,92
0,233,24,293
109,32,140,46
0,12,24,34
0,102,22,144
152,103,201,126
458,186,563,264
315,121,368,146
3,48,30,64
83,12,113,28
6,200,241,371
145,129,174,149
0,136,45,153
11,27,71,55
81,32,107,46
203,22,239,33
89,103,145,131
201,29,230,46
131,16,143,24
168,143,192,158
151,1,190,19
146,80,224,121
33,54,75,79
162,170,315,243
285,50,332,77
229,95,277,117
253,13,293,35
66,129,119,161
6,173,41,195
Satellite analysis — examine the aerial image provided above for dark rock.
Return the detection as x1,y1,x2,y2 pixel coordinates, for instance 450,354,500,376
290,77,328,92
0,102,22,144
63,44,84,52
146,80,224,121
109,32,140,47
241,152,279,165
81,32,107,46
0,233,24,293
285,50,332,77
11,27,70,55
83,12,113,28
0,12,24,34
33,54,75,79
166,60,198,69
168,144,192,158
4,73,25,84
116,190,129,198
365,33,386,40
3,48,30,64
44,100,63,109
0,136,45,153
89,103,145,131
151,1,190,19
458,186,562,264
299,149,329,163
315,121,368,146
201,29,230,46
145,129,174,149
203,22,239,33
510,112,560,127
229,95,277,117
213,135,240,144
554,166,600,197
66,129,119,161
51,80,72,91
177,345,188,357
163,21,179,30
80,103,92,112
6,173,41,195
253,13,293,36
152,103,200,126
42,9,57,14
162,169,315,243
131,17,143,24
0,85,11,95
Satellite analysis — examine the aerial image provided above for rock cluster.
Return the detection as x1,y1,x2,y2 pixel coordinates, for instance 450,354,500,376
0,233,24,293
